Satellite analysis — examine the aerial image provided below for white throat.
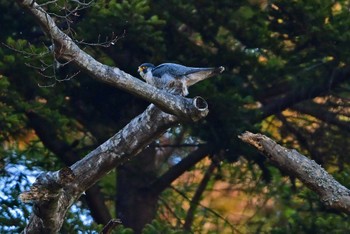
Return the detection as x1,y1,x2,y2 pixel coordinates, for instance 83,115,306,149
143,69,155,85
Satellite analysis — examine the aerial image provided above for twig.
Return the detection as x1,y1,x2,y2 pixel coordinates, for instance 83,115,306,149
171,186,241,233
75,30,126,48
183,157,217,231
100,219,122,234
158,197,184,226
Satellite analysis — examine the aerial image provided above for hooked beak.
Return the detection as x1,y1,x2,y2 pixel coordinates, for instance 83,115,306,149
138,66,142,73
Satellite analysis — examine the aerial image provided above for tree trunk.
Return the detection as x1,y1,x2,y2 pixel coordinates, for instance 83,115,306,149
15,1,210,232
116,147,159,232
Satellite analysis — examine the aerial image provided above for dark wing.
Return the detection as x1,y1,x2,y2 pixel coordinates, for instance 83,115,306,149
152,63,214,78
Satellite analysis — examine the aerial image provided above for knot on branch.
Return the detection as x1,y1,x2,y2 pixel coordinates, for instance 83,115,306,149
238,131,266,151
20,167,75,203
58,167,75,184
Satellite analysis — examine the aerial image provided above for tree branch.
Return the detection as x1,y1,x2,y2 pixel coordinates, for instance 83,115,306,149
260,66,350,119
20,167,75,232
183,157,217,232
276,113,323,164
14,1,213,232
170,186,239,233
15,0,209,121
148,144,213,196
26,111,112,225
100,219,122,234
292,102,350,132
21,105,179,232
239,132,350,214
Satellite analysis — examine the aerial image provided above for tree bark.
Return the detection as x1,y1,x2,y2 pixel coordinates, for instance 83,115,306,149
20,105,180,233
16,0,208,121
15,1,212,233
239,132,350,214
26,111,112,225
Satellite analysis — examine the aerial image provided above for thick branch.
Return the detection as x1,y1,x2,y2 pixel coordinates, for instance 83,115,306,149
26,111,112,224
239,132,350,214
69,105,178,191
15,1,213,232
22,105,179,233
20,167,75,232
15,0,208,121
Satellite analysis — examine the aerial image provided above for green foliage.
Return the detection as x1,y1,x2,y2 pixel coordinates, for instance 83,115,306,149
108,225,134,234
76,0,166,63
143,220,186,234
1,0,350,233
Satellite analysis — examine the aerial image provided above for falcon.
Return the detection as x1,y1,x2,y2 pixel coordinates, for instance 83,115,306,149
138,63,225,96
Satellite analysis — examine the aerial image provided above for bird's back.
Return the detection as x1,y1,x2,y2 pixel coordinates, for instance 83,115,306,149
152,63,213,78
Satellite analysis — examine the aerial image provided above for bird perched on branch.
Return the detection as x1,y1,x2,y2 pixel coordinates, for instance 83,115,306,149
138,63,225,96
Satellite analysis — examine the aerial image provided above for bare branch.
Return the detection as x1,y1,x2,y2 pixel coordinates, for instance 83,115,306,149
21,105,179,232
75,31,126,48
159,197,184,226
14,0,215,232
15,0,209,121
3,36,80,87
36,0,59,7
239,131,350,214
26,110,112,224
20,167,74,203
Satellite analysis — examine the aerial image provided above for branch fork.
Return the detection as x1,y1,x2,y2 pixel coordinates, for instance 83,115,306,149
15,0,214,232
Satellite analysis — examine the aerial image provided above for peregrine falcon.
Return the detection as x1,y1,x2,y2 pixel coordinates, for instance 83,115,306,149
138,63,225,96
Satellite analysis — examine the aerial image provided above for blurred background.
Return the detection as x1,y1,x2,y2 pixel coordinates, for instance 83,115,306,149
1,0,350,233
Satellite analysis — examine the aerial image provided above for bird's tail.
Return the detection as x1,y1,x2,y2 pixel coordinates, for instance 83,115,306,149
213,66,225,74
186,66,225,86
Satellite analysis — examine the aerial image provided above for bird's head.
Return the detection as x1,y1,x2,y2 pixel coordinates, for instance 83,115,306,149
138,63,155,79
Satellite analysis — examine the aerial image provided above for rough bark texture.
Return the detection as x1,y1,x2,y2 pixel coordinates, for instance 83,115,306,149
21,105,180,233
26,111,112,225
239,132,350,214
16,0,208,122
15,1,212,233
